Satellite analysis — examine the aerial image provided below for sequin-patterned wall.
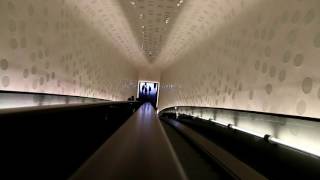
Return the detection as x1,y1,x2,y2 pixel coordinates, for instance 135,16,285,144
159,0,320,118
0,0,138,101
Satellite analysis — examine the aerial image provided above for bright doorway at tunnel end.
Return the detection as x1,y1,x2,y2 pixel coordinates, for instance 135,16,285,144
137,80,160,109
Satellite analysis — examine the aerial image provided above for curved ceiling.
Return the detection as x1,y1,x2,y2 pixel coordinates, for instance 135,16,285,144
62,0,187,69
68,0,148,68
67,0,261,70
119,0,184,63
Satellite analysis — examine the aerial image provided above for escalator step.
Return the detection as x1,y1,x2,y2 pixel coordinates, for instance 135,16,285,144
161,122,232,180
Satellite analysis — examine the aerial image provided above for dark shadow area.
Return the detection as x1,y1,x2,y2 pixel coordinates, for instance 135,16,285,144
0,101,141,180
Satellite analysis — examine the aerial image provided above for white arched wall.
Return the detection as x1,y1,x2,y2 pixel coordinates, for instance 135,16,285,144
0,0,138,101
159,0,320,118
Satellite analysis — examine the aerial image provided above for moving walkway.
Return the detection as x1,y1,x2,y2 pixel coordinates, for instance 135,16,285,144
1,102,319,179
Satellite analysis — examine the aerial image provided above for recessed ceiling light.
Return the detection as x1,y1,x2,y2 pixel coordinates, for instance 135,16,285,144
165,17,170,24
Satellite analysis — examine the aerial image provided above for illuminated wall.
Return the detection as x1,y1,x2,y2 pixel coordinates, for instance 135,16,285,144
159,0,320,118
164,106,320,157
0,0,138,101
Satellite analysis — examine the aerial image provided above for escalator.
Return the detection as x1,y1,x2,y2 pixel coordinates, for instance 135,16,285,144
159,110,320,180
161,121,232,180
1,101,320,179
71,103,265,180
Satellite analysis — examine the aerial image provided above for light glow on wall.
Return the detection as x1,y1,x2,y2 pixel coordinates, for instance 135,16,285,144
168,106,320,158
229,124,265,138
268,136,320,158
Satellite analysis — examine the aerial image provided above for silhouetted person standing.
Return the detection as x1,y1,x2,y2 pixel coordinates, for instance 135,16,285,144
142,82,147,95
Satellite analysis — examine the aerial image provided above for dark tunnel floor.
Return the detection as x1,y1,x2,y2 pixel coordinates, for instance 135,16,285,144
161,121,232,180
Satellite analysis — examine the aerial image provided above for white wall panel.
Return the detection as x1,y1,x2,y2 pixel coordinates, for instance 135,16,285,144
0,0,138,100
160,0,320,118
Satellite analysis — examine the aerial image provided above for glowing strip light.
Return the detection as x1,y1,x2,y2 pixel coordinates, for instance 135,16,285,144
229,124,320,157
210,119,319,157
173,111,320,158
268,136,320,158
229,125,265,138
209,119,229,126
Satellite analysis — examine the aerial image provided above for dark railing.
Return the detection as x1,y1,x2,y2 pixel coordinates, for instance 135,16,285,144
159,106,320,179
0,101,141,180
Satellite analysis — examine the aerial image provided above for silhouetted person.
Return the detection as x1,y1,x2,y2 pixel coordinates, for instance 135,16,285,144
141,82,147,96
144,87,147,95
148,86,151,95
127,96,134,101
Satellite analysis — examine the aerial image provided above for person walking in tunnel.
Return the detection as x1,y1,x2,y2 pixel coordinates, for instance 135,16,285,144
148,86,152,95
142,84,145,95
142,82,148,95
